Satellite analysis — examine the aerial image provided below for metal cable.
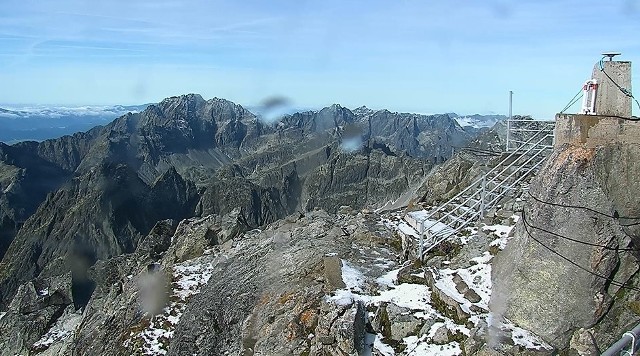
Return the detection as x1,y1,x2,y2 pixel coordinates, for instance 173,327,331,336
521,209,638,252
560,88,584,114
599,57,640,112
521,209,640,292
525,190,640,223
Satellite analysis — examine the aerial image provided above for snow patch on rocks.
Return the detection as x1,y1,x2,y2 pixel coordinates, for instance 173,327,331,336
367,210,551,354
123,256,215,355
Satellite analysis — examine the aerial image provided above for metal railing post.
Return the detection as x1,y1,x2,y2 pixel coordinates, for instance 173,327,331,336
480,175,486,219
412,118,556,256
601,323,640,356
507,90,513,152
418,220,424,262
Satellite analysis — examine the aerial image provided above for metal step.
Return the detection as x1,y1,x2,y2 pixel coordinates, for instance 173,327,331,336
407,122,556,260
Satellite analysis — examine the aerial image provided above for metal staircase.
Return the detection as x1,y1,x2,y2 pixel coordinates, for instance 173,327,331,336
408,119,555,260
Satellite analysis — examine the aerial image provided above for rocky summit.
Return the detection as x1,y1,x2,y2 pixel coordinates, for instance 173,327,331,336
0,94,483,355
2,94,638,356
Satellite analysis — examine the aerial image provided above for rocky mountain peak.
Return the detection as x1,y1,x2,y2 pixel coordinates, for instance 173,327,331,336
352,105,375,118
156,93,206,117
138,95,253,133
0,94,487,355
141,94,204,128
315,104,356,130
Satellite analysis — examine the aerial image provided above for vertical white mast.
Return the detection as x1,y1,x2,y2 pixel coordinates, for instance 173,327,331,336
506,90,513,151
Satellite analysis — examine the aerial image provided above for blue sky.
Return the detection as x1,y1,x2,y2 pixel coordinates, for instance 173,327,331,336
1,0,639,118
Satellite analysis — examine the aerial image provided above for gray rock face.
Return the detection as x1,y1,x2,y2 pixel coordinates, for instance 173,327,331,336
431,324,450,344
70,211,244,355
0,95,474,313
0,94,485,356
0,162,199,311
354,109,470,160
314,298,368,355
0,273,73,355
301,147,431,213
491,143,640,350
417,151,488,206
165,211,342,355
2,209,394,355
425,268,471,324
0,141,78,260
196,167,287,228
569,328,599,356
385,303,424,341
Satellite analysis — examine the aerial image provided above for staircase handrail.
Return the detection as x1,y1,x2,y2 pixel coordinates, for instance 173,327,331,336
418,130,554,258
420,131,553,234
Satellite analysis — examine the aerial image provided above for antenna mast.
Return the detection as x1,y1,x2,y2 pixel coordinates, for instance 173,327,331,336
506,90,513,151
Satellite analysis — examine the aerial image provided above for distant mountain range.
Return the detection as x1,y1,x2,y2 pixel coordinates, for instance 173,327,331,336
0,94,517,354
0,94,478,310
449,113,506,129
0,104,150,143
0,103,506,144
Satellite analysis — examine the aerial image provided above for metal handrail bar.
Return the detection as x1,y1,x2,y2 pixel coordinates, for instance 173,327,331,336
509,139,553,146
419,129,552,225
422,197,483,236
438,196,483,230
508,119,556,123
422,150,550,256
419,135,553,255
420,135,548,242
484,139,551,187
481,150,549,208
422,133,552,233
601,322,640,356
509,128,556,133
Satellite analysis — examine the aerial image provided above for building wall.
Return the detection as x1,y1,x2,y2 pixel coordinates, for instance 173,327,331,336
554,114,640,148
591,61,632,117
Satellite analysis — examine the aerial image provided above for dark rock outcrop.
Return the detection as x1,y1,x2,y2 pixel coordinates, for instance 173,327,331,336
355,109,470,161
0,94,475,316
491,143,640,350
0,162,198,310
0,273,73,353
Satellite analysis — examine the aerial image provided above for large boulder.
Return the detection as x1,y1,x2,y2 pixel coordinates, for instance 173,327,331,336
491,143,640,350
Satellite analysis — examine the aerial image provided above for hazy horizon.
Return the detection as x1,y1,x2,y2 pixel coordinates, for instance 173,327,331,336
0,99,512,120
2,1,639,118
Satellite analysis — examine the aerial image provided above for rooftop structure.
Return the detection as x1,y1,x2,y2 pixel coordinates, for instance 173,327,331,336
556,55,638,148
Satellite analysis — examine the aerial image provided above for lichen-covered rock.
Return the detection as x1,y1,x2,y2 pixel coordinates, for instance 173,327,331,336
166,210,245,263
385,303,424,342
453,273,481,303
327,300,367,355
157,210,388,356
416,151,489,206
569,328,599,356
431,324,450,344
491,143,640,350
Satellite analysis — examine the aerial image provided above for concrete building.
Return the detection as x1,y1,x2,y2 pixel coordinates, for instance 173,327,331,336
591,60,632,118
555,57,638,148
